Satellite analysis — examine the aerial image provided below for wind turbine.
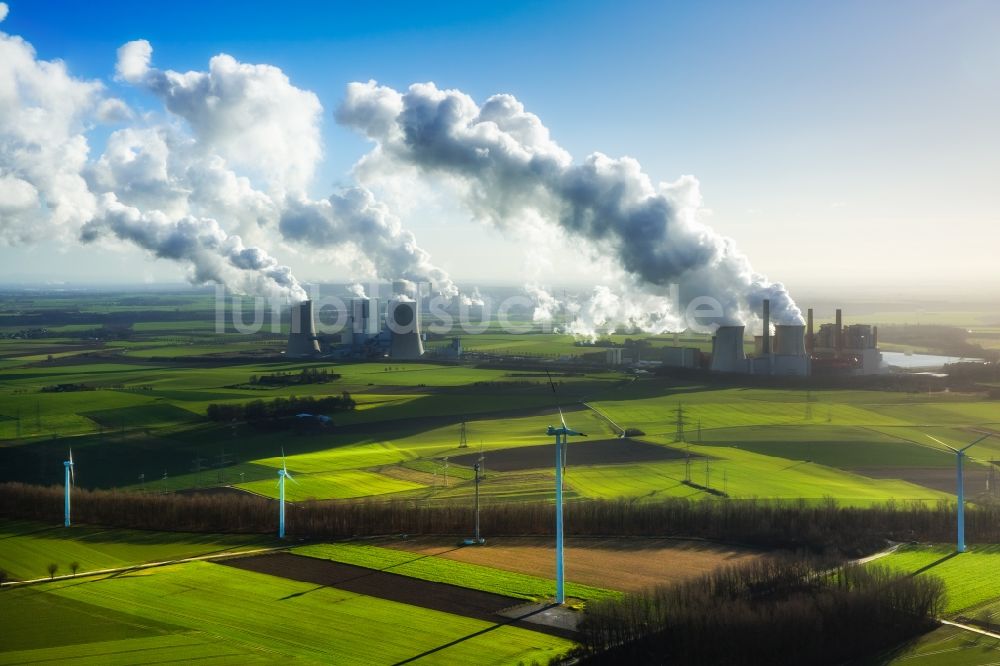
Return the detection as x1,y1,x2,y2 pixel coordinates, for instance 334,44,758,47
276,449,298,539
547,408,585,604
63,449,74,527
927,432,994,553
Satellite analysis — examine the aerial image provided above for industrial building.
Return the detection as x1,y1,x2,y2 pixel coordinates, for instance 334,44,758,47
661,300,883,377
809,308,882,375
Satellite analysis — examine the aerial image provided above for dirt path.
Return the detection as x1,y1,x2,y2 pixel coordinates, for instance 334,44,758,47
386,536,762,593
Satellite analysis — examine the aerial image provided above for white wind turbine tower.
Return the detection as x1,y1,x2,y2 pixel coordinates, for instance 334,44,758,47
547,407,585,604
927,432,994,553
276,449,298,539
63,449,75,527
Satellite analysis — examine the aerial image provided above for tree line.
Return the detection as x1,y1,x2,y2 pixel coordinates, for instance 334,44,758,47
3,484,1000,555
576,555,944,664
249,368,341,386
205,393,355,425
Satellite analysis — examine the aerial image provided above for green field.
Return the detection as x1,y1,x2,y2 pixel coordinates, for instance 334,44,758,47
883,625,1000,665
0,520,269,581
0,561,574,665
876,545,1000,615
294,541,619,601
2,290,999,507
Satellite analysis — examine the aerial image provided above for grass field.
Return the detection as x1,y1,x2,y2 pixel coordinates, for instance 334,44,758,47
0,520,269,581
293,542,619,601
0,561,574,665
883,625,1000,665
875,545,1000,615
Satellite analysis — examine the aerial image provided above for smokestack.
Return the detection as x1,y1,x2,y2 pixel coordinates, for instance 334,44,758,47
835,308,843,353
762,299,771,355
872,325,878,349
287,300,320,356
806,308,814,354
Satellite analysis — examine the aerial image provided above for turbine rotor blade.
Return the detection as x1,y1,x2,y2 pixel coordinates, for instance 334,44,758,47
926,434,958,453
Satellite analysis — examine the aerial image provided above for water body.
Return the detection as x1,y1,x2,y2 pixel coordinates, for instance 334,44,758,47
881,351,984,370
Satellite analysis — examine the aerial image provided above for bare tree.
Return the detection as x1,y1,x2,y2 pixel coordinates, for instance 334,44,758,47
46,563,58,579
69,561,79,576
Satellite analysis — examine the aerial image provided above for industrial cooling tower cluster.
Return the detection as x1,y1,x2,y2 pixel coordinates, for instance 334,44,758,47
285,283,425,360
705,300,882,377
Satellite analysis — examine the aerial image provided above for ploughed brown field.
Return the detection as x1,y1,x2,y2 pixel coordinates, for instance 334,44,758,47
450,438,689,472
385,536,763,592
853,466,988,496
221,552,574,638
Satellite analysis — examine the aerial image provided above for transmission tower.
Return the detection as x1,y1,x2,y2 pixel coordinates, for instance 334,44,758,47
459,421,468,449
674,403,686,443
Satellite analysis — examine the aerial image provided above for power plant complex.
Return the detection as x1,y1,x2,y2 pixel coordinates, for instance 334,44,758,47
286,287,882,377
286,284,426,361
694,300,882,377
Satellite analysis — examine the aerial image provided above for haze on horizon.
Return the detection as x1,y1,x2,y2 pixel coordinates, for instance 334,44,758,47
0,0,998,302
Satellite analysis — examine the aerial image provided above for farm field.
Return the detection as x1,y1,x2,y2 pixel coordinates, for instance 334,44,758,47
0,561,574,665
0,519,269,581
875,544,1000,615
884,625,1000,665
386,536,763,593
293,541,618,601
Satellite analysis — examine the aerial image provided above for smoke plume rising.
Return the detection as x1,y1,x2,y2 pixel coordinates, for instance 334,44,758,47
338,81,803,328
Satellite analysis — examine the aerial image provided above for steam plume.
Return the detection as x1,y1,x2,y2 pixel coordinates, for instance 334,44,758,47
338,81,803,327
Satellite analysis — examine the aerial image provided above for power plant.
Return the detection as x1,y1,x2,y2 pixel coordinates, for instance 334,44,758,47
664,300,883,377
284,286,427,360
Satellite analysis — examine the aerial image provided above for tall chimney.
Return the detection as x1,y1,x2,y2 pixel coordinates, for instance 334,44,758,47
762,299,771,355
835,308,843,353
872,325,878,349
806,308,814,354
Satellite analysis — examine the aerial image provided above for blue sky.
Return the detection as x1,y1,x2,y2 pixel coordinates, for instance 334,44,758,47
2,0,998,295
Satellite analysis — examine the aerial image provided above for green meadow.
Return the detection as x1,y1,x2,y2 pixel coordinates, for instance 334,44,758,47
0,520,269,581
0,562,574,665
875,544,1000,615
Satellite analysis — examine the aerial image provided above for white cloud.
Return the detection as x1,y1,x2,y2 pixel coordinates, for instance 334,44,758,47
0,26,101,244
115,41,323,196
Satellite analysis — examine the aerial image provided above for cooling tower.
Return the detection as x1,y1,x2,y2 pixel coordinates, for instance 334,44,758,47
392,280,416,298
774,325,807,356
387,299,424,359
710,325,746,373
287,300,320,356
